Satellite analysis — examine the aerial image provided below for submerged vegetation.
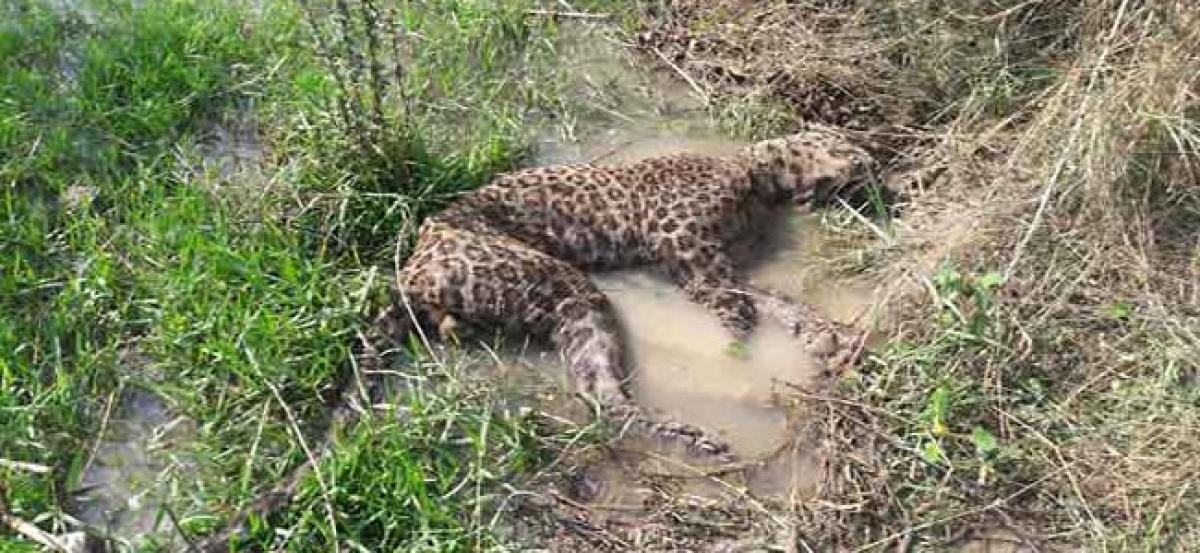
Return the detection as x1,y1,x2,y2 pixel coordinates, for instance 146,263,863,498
2,0,1198,551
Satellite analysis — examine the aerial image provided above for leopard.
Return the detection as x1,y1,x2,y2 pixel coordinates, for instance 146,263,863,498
385,127,875,459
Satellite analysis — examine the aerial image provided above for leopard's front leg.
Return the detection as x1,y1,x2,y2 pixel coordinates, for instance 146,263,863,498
661,238,759,340
662,239,866,372
746,284,868,372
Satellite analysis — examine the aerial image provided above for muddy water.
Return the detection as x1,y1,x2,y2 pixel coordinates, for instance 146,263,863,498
533,17,736,166
585,265,843,505
508,22,881,507
600,271,816,459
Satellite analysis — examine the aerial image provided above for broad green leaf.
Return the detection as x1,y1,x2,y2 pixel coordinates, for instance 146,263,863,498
971,425,998,457
921,440,944,465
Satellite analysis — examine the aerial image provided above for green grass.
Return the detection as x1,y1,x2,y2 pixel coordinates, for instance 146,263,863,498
230,354,557,551
4,0,293,529
0,0,575,550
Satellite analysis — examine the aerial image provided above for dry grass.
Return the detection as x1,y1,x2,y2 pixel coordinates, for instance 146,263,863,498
542,0,1200,550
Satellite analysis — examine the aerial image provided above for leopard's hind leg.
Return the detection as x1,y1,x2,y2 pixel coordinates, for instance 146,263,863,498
660,238,759,340
550,289,732,458
397,227,734,459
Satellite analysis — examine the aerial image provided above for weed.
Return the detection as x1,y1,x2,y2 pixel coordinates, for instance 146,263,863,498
273,0,553,258
930,265,1006,345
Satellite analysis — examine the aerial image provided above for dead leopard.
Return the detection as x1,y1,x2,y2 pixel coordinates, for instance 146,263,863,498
388,126,875,459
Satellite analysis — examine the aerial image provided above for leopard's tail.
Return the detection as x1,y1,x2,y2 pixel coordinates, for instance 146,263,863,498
552,294,736,462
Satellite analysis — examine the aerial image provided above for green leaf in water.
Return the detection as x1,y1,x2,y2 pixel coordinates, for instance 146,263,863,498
724,340,750,359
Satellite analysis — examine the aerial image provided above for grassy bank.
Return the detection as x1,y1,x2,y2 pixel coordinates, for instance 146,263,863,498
1,0,575,550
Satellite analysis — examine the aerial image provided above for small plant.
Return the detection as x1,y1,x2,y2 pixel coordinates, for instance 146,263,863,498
917,383,953,466
970,424,999,484
920,384,953,438
931,265,1006,345
283,0,544,258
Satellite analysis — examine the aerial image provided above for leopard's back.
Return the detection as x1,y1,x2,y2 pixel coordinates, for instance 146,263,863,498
429,153,757,271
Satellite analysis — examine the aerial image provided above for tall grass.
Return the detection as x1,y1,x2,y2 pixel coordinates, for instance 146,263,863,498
271,0,555,259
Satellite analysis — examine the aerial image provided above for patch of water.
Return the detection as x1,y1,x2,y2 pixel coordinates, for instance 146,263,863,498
74,390,196,548
44,0,99,26
590,268,829,504
532,20,735,167
72,349,197,549
597,270,815,459
183,104,269,198
198,116,265,180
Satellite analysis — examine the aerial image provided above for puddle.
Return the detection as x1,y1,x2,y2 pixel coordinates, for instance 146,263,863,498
595,269,818,459
72,349,197,549
197,112,265,181
490,21,883,510
532,19,738,167
180,104,270,201
44,0,99,26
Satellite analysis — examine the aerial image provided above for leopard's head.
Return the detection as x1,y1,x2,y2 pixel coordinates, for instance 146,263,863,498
738,128,874,206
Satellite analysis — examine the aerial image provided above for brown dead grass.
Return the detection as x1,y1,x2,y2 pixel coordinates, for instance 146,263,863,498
526,0,1200,550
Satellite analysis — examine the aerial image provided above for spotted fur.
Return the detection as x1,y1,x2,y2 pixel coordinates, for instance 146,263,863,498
390,129,874,457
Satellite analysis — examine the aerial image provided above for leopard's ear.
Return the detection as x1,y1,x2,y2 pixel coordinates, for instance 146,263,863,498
737,137,796,201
